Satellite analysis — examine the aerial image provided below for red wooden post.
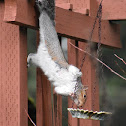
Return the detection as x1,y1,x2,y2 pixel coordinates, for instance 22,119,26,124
90,0,126,20
78,42,100,126
53,93,62,126
68,39,79,126
36,30,53,126
68,40,100,126
36,69,44,126
37,70,53,126
0,1,28,126
1,0,123,126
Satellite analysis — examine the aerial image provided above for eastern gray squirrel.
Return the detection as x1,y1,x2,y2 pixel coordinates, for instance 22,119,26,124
27,0,88,107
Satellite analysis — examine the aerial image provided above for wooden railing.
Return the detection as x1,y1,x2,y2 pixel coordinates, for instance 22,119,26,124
0,0,123,126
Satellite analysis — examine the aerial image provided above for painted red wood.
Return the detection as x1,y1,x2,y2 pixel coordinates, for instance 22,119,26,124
4,0,37,29
56,3,73,10
53,93,62,126
4,0,121,48
37,70,53,126
56,0,69,4
68,40,100,126
56,7,121,48
68,39,79,126
78,42,100,126
69,0,90,11
36,69,44,126
74,8,89,15
90,0,126,20
0,1,28,126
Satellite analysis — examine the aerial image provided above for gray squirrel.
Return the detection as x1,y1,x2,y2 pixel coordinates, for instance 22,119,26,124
27,0,88,107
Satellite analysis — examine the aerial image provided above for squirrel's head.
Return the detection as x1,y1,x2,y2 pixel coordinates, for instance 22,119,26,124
71,86,88,107
27,53,33,67
27,53,38,67
68,65,88,107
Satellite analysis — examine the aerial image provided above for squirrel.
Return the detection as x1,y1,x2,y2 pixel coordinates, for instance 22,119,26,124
27,0,88,107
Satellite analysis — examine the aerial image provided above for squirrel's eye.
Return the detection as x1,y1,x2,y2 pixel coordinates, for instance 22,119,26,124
84,95,86,98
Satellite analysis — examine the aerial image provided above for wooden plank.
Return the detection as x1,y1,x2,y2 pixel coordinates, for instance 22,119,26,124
36,71,53,126
90,0,126,20
56,0,69,4
102,0,126,20
19,27,28,126
0,1,28,126
4,0,121,48
4,0,37,29
56,7,121,48
36,31,52,126
53,93,62,126
69,0,90,10
36,69,43,126
56,3,73,10
78,42,100,126
68,39,78,126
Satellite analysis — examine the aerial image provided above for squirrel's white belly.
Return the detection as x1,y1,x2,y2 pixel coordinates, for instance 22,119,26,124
36,42,77,95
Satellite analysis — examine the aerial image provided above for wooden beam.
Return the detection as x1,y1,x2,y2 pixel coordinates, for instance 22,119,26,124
68,39,79,126
4,0,121,48
56,3,73,10
36,70,53,126
4,0,38,29
78,42,100,126
0,2,28,126
56,7,121,48
53,93,62,126
90,0,126,20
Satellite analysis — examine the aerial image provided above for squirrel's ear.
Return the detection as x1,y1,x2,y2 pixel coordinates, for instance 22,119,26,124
83,86,88,90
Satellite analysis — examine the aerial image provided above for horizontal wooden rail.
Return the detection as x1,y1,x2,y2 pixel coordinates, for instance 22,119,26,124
4,0,121,48
56,7,121,48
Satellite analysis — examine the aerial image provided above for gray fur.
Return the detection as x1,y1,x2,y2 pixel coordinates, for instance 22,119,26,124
36,0,68,68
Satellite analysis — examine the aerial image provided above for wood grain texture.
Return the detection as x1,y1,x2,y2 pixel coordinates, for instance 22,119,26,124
0,2,28,126
4,0,37,29
78,42,100,126
102,0,126,20
36,70,53,126
68,40,100,126
56,3,73,10
53,93,62,126
70,0,90,10
36,69,44,126
4,0,121,48
68,39,79,126
36,31,53,126
56,7,121,48
90,0,126,20
56,0,69,4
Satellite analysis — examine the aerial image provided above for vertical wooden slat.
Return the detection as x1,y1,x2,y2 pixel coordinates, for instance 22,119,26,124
36,70,53,126
78,42,100,126
53,36,62,126
0,1,28,126
36,31,52,126
68,39,78,126
19,27,28,126
53,93,62,126
36,69,44,126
